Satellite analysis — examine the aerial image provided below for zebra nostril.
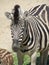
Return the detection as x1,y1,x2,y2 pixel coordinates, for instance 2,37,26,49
11,35,13,38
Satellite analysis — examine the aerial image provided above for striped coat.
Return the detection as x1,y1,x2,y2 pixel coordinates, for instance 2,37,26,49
28,4,49,26
28,4,49,51
5,4,49,65
0,48,13,65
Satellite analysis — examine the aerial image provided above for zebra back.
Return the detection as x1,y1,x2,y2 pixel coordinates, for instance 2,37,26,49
28,4,49,26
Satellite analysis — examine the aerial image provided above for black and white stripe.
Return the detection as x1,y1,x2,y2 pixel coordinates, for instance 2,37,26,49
28,4,49,51
0,48,13,65
28,4,49,25
18,16,49,52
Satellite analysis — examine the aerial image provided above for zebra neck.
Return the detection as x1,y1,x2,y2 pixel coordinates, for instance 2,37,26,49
20,22,35,49
20,22,36,52
19,16,40,52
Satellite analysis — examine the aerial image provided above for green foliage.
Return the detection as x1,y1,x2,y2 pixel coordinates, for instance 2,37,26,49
12,52,49,65
23,55,30,65
12,53,18,65
12,53,30,65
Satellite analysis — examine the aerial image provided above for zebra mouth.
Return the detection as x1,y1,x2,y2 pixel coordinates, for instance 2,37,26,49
12,45,21,52
12,47,18,52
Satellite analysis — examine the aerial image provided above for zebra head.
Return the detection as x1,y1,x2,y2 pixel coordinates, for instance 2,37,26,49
5,4,28,52
11,19,29,52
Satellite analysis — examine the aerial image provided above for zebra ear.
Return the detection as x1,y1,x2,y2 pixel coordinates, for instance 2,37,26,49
5,12,13,20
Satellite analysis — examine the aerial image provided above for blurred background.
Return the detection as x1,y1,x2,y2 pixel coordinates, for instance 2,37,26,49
0,0,49,52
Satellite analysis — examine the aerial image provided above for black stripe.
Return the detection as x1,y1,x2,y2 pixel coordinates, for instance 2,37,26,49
27,23,33,47
21,23,35,52
22,22,33,46
22,22,30,44
30,5,40,14
22,34,30,46
37,17,49,34
34,4,46,16
31,5,40,12
37,24,42,50
23,37,30,46
46,6,49,23
34,17,47,48
39,22,47,48
41,10,46,23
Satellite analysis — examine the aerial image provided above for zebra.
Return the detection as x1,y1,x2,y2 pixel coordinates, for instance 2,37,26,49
5,4,49,65
0,48,13,65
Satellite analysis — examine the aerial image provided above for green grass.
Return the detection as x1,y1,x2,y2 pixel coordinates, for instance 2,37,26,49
12,53,30,65
12,53,18,65
12,53,49,65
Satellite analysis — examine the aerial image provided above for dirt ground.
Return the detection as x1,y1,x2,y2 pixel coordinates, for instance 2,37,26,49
0,0,49,52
